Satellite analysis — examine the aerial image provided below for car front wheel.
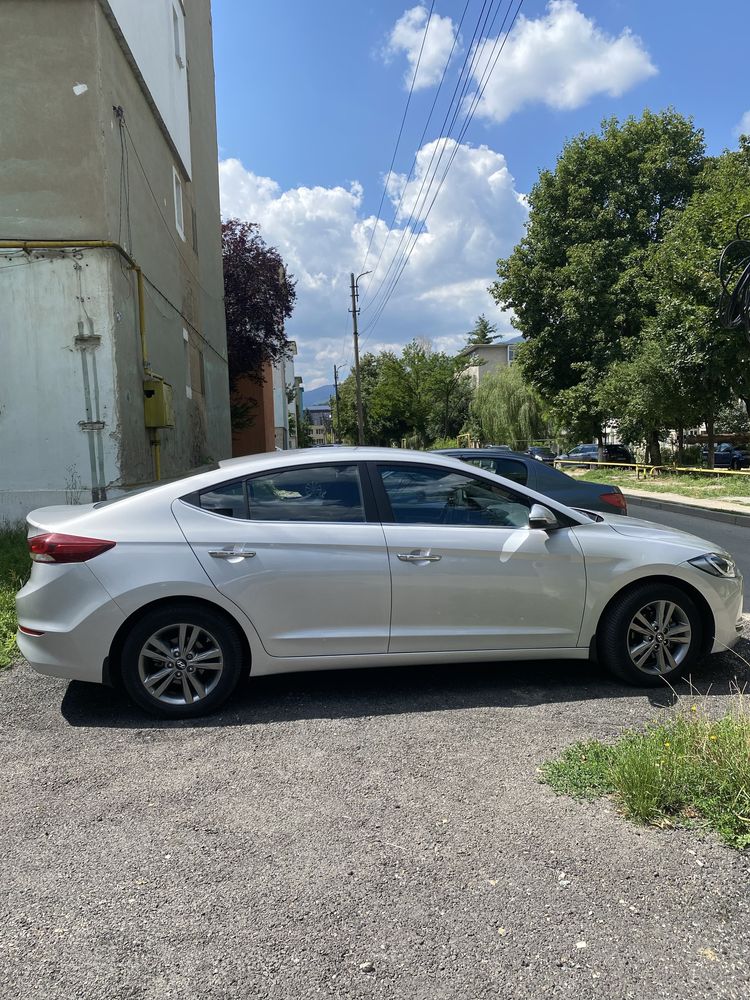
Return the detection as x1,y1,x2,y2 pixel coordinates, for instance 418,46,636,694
598,583,703,686
120,603,245,717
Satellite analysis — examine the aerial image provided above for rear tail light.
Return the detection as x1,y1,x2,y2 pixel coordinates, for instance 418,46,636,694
600,491,627,513
28,533,116,563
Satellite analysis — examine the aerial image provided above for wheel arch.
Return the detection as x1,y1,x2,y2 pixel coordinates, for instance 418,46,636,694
594,575,715,659
103,595,252,688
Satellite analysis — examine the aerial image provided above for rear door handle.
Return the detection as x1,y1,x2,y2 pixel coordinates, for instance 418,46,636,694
397,550,441,563
208,545,256,559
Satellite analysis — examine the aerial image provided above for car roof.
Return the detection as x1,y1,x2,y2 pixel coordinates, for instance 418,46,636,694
432,448,528,459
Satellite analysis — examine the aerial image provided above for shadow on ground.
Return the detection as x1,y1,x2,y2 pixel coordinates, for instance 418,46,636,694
59,638,750,730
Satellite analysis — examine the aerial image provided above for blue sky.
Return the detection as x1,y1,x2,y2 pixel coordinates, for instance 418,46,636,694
213,1,749,387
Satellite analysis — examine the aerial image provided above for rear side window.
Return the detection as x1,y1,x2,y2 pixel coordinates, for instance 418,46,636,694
192,464,366,523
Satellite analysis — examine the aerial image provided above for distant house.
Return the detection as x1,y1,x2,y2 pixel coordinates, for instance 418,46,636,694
306,403,333,447
459,335,525,389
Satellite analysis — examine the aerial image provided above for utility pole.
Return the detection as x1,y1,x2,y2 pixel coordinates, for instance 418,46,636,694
333,363,344,444
350,270,370,446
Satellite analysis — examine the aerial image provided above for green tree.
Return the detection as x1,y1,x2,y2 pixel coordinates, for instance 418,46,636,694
466,313,497,345
332,340,473,448
491,109,705,454
472,363,548,449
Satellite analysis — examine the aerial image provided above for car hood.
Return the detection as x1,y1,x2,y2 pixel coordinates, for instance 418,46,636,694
606,515,726,555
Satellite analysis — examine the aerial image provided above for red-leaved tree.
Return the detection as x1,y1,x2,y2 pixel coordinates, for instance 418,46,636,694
222,218,296,386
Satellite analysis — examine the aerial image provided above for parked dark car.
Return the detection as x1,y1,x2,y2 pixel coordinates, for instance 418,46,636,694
701,442,750,471
432,448,628,514
557,443,634,467
526,446,556,465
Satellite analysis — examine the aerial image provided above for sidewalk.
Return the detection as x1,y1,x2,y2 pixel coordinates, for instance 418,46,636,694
624,486,750,526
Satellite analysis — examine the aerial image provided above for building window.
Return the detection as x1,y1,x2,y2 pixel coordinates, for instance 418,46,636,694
183,329,192,398
173,166,185,240
508,345,517,364
172,4,185,68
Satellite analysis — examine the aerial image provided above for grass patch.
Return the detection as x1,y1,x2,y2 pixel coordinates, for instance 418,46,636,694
573,467,750,501
0,525,29,668
541,705,750,849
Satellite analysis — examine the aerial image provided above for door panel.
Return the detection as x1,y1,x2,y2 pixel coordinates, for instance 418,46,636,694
374,462,586,653
383,523,586,652
171,500,391,658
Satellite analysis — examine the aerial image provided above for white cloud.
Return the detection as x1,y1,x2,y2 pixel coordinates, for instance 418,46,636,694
735,111,750,137
384,4,459,91
469,0,656,123
219,140,527,386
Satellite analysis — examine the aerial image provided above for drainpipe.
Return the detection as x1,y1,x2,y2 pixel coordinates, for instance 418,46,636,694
0,239,161,478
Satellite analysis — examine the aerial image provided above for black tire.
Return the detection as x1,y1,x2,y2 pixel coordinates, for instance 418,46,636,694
120,603,245,718
598,583,703,687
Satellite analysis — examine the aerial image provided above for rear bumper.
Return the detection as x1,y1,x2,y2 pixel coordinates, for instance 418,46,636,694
15,563,125,684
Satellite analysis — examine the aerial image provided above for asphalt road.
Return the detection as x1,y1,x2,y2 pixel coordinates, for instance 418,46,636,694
626,500,750,610
2,636,750,1000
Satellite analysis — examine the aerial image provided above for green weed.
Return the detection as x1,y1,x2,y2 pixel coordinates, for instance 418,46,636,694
0,525,29,668
542,702,750,850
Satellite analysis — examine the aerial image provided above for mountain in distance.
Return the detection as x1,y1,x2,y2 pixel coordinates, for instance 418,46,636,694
303,383,335,406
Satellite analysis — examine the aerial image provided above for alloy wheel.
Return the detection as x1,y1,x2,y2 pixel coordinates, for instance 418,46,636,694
626,600,692,676
137,622,224,705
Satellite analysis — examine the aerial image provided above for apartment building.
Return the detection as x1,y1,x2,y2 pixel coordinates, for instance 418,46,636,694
0,0,230,519
459,335,524,389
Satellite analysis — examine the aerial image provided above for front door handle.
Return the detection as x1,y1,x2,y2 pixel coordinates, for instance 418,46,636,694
208,545,256,560
397,550,442,563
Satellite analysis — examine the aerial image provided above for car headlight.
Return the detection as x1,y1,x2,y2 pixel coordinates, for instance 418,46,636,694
688,552,739,579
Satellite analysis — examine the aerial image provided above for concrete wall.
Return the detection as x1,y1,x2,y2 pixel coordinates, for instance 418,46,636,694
0,0,230,519
104,0,192,176
0,252,120,520
0,0,107,239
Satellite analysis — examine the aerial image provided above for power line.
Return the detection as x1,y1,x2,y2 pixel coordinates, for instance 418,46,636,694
359,0,472,312
359,0,500,321
359,0,437,277
360,0,525,345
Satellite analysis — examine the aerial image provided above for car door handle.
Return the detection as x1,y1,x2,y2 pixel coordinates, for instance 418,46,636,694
208,545,256,559
397,551,442,563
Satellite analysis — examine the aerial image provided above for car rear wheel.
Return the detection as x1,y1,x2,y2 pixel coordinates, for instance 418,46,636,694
120,604,245,718
598,583,703,687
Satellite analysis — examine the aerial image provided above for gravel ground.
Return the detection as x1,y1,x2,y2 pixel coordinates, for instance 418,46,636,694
1,641,750,1000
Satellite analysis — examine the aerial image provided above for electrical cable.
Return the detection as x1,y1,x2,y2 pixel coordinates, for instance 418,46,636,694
359,0,496,317
121,119,223,305
360,0,524,345
358,0,437,278
359,0,472,312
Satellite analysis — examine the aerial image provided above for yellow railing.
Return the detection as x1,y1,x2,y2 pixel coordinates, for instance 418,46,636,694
553,460,750,478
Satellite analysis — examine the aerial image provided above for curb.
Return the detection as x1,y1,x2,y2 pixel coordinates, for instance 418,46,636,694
624,492,750,527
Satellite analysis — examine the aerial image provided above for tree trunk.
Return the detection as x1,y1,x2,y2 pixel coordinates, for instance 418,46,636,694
649,429,662,466
676,425,684,466
596,429,604,464
706,417,715,469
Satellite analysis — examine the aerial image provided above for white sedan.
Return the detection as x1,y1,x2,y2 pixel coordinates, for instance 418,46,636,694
16,448,743,718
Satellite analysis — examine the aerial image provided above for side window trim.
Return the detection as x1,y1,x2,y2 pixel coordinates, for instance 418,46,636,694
184,462,379,524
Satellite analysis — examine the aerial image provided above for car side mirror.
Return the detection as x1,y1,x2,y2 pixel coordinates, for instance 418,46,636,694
528,503,559,530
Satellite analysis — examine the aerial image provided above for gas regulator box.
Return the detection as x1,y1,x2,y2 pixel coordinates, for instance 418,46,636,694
143,376,175,428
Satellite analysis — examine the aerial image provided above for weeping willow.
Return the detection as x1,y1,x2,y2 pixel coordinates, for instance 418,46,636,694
472,364,548,448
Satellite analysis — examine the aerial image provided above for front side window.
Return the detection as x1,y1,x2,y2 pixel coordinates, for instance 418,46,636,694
377,464,530,528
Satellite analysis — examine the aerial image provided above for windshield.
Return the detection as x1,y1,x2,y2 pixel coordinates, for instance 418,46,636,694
93,462,220,508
